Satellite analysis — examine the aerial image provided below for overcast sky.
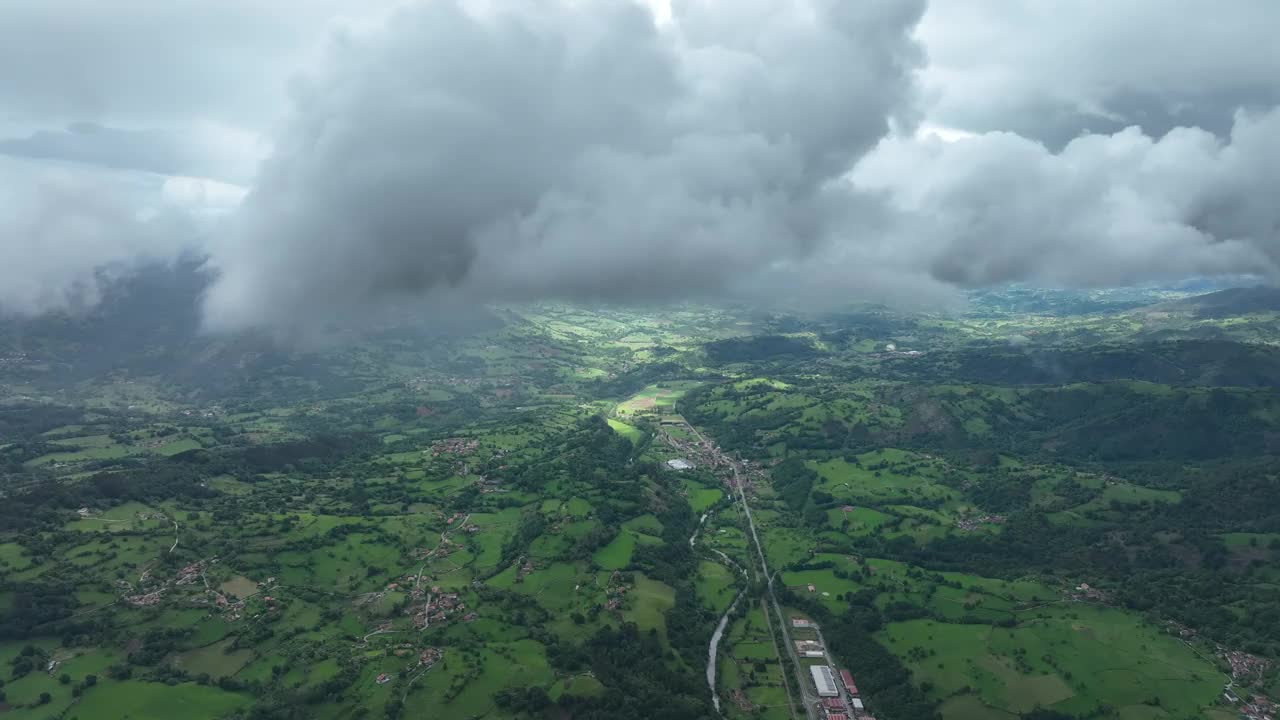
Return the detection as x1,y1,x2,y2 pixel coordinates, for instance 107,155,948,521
1,0,1277,330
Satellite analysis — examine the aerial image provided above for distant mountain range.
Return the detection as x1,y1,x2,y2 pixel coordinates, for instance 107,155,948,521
0,261,500,397
2,260,1276,395
1146,285,1280,318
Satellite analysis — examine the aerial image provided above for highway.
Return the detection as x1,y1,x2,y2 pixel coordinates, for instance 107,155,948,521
728,456,822,720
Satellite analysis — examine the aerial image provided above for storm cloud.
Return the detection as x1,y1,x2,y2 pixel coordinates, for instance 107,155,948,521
2,0,1280,326
199,0,926,331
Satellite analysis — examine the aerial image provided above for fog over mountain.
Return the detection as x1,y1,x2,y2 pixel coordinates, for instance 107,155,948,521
1,0,1278,332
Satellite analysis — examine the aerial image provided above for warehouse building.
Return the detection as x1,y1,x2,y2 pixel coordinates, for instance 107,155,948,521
840,668,858,695
810,665,839,697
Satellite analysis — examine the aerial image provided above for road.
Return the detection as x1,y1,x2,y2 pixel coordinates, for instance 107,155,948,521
728,457,821,720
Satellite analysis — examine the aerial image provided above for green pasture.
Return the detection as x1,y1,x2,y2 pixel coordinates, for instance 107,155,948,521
76,680,249,720
880,604,1222,719
695,560,741,612
685,479,725,513
607,418,646,444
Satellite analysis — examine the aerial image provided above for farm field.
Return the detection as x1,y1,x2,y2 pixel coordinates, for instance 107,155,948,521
720,604,792,720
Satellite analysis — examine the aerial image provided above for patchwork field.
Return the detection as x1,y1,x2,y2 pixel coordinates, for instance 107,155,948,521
720,604,791,720
4,295,1279,720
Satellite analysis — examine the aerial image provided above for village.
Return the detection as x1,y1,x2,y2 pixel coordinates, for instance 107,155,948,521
1220,649,1275,720
375,645,443,687
428,437,480,457
657,415,769,492
953,511,1007,531
0,351,31,368
1233,694,1277,720
116,557,287,628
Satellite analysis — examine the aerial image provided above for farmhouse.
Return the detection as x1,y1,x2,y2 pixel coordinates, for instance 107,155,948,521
791,617,815,628
810,665,839,698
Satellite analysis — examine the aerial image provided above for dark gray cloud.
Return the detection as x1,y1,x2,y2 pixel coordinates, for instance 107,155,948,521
201,0,926,332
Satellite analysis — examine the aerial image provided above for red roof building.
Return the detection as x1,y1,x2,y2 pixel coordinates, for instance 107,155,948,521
827,714,847,720
824,699,844,710
840,669,858,695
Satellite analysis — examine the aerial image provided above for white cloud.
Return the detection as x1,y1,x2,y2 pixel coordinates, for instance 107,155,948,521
0,157,223,315
161,176,249,216
851,109,1280,287
917,0,1280,142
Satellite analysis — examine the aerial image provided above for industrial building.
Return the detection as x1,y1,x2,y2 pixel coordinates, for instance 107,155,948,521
666,458,694,471
810,665,839,697
840,669,858,695
795,640,825,658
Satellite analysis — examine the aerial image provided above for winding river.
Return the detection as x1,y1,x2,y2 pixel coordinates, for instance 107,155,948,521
692,513,747,717
707,589,744,714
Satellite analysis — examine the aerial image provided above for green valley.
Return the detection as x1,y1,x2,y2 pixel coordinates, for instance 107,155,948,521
2,288,1279,720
